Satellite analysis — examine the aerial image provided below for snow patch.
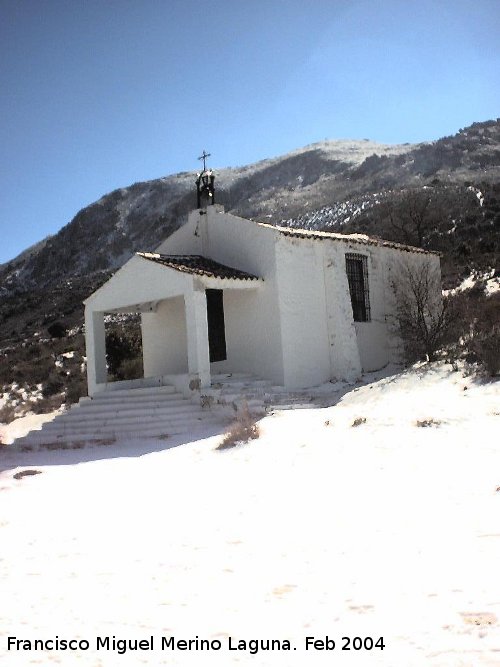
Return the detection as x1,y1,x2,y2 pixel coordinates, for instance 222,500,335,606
443,268,499,297
0,365,499,666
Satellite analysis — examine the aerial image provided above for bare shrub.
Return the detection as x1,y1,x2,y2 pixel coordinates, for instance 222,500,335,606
443,291,500,376
200,395,215,409
116,357,143,381
471,333,500,376
41,374,64,398
392,259,455,362
33,394,64,415
0,403,16,424
217,404,260,450
416,418,442,427
351,416,366,427
65,375,87,405
47,321,67,338
468,293,500,377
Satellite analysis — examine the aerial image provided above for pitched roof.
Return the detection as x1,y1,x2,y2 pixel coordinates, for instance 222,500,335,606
258,223,438,255
136,253,261,281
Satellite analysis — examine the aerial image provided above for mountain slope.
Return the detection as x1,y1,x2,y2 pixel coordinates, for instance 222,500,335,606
2,119,499,292
0,119,499,344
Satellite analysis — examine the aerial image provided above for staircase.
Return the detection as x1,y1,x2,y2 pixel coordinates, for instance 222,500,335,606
12,384,224,451
12,374,318,451
205,373,317,414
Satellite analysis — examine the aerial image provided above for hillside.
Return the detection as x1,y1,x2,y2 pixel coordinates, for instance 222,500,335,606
1,119,499,299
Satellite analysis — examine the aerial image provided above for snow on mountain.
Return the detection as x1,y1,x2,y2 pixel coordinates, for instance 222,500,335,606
1,363,499,666
280,192,392,230
0,119,498,345
2,118,499,294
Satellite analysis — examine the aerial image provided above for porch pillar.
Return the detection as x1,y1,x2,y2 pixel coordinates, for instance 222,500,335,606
184,288,211,388
85,307,107,396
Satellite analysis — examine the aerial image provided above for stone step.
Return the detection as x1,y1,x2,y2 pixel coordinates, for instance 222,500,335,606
204,374,318,412
12,372,317,450
211,373,255,382
207,396,265,411
11,378,228,449
264,394,315,403
14,414,223,446
210,389,269,399
16,413,223,442
210,377,272,389
214,382,272,391
38,411,215,433
89,393,185,407
90,386,178,401
56,401,202,421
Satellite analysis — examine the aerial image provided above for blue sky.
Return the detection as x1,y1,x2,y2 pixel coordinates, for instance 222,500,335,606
1,0,499,265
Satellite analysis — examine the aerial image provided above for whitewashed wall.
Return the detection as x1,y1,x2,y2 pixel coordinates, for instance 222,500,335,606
199,208,286,385
155,214,201,255
85,256,192,312
142,296,188,377
275,236,332,388
321,242,363,381
156,207,285,383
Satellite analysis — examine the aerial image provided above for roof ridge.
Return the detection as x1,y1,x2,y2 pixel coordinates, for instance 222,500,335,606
267,224,439,255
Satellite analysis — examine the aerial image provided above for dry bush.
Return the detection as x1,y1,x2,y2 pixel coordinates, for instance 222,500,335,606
41,373,65,398
217,404,260,450
351,416,366,427
416,418,442,428
445,291,500,376
65,375,87,405
105,319,143,381
115,357,143,381
471,333,500,376
392,260,455,363
0,403,16,424
32,394,64,415
468,293,500,376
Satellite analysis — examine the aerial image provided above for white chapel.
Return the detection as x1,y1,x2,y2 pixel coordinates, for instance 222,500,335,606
84,166,440,397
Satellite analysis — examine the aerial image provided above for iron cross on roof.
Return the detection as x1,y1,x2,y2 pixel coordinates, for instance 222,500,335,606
198,150,211,171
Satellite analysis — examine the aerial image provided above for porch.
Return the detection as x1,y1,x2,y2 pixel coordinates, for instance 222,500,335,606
84,253,262,397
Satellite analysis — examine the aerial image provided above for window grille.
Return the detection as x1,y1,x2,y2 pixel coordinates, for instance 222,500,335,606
345,254,371,322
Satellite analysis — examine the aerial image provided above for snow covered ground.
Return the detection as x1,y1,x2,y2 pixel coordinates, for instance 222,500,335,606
0,364,499,666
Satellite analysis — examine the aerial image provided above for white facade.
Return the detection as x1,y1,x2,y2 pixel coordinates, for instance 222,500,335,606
84,205,441,396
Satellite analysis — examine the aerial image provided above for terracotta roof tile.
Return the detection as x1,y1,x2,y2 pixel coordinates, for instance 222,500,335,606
259,223,438,255
136,253,261,281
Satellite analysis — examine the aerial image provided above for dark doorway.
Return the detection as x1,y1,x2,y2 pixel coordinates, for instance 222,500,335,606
206,289,227,362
